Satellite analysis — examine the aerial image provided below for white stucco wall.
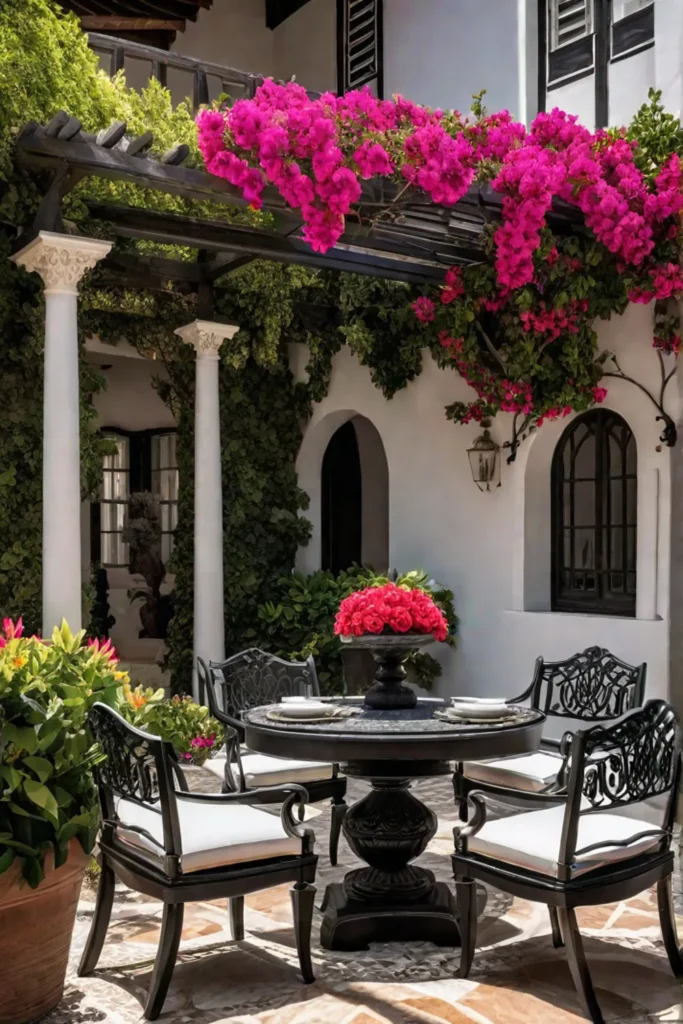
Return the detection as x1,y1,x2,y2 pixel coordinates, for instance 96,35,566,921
547,75,596,129
295,302,676,707
383,0,520,115
609,48,655,128
175,0,273,75
273,0,336,94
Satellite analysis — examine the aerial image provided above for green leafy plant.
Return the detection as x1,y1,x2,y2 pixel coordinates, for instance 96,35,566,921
0,619,125,886
251,566,458,693
120,684,222,766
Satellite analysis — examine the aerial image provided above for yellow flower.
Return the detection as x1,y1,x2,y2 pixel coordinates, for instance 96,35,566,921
13,656,26,668
114,670,128,681
132,693,147,709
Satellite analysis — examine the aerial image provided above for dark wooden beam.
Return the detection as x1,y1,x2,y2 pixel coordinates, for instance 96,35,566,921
86,202,449,284
79,16,185,30
105,251,204,281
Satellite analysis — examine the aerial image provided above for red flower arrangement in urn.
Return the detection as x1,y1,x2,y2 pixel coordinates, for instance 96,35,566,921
335,578,450,710
334,583,448,642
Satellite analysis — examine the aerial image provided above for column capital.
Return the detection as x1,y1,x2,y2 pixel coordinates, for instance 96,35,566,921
11,231,112,295
175,319,240,359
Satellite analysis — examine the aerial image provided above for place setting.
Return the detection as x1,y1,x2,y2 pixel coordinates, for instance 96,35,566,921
434,696,537,728
264,695,359,723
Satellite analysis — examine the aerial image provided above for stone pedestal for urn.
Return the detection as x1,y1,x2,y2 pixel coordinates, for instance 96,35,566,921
340,633,435,710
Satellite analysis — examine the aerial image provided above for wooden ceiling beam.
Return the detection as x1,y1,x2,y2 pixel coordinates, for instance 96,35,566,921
79,16,185,30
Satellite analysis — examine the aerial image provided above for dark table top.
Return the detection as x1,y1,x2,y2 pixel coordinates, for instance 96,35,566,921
243,699,546,763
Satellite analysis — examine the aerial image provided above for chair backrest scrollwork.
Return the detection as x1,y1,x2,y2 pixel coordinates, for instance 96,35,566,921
89,702,182,870
198,647,320,731
557,700,680,880
531,646,646,723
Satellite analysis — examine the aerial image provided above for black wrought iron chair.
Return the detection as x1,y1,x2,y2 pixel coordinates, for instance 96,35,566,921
452,699,682,1024
454,646,646,815
78,703,318,1021
197,648,348,865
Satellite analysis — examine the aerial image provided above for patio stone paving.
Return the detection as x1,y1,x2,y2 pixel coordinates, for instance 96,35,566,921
43,770,683,1024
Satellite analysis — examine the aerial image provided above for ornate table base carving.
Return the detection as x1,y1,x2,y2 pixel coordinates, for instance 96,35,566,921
320,762,463,950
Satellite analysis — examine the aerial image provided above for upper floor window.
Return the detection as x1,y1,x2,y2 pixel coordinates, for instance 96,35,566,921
612,1,654,61
94,429,178,569
547,0,595,87
336,0,384,97
551,410,637,617
542,1,655,128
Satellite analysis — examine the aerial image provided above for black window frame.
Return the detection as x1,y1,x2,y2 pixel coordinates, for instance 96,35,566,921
92,427,179,569
539,0,655,130
551,409,637,618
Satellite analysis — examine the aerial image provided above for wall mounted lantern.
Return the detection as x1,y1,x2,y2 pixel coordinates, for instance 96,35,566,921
467,429,501,491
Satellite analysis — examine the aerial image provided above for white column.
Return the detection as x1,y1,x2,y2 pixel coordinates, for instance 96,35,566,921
11,231,111,636
175,319,239,700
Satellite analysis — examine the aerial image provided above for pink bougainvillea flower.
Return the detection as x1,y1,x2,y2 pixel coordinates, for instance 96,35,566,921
592,386,608,403
412,297,436,322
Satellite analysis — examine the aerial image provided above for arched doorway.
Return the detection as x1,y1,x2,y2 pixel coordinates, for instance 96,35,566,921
321,420,362,573
320,415,389,574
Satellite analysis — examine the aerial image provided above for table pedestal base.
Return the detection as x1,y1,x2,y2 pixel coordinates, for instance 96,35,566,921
320,876,459,950
320,769,464,951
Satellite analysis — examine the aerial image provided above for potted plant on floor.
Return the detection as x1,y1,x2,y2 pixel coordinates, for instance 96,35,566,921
0,619,126,1024
335,574,451,710
120,684,222,769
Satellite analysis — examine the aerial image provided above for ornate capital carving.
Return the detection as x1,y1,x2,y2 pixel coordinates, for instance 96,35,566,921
11,231,112,295
175,319,240,359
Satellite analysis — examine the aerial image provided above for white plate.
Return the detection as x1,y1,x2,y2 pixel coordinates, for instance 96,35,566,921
276,701,330,719
452,696,509,706
449,698,513,720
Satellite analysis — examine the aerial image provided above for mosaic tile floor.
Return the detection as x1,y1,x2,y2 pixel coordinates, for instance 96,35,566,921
43,770,683,1024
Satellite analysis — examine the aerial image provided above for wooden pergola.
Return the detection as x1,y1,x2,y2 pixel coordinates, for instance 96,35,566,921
14,109,584,297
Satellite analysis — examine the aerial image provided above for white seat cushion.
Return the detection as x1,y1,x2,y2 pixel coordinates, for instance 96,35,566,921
468,804,661,877
115,795,301,873
204,751,334,788
463,751,563,793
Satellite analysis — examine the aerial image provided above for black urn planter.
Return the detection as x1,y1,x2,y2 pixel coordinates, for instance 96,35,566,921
340,633,435,710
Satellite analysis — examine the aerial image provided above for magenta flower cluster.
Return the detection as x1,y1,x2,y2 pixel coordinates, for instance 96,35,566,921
197,85,683,300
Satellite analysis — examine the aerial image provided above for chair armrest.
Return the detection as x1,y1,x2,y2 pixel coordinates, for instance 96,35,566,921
468,779,568,804
174,785,315,844
453,792,488,852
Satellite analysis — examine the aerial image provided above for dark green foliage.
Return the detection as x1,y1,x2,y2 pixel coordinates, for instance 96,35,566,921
251,567,458,693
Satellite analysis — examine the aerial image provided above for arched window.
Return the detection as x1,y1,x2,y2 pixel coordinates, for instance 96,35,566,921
551,410,637,616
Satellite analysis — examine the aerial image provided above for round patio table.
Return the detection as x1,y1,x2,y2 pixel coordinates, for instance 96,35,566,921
244,698,545,951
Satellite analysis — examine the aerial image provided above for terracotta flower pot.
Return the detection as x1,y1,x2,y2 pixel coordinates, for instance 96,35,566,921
0,841,89,1024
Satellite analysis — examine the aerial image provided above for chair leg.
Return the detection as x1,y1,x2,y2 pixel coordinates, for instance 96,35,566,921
144,903,184,1021
558,907,604,1024
291,882,316,984
229,895,245,941
329,798,347,866
549,906,564,948
455,875,477,979
78,858,116,977
657,875,683,979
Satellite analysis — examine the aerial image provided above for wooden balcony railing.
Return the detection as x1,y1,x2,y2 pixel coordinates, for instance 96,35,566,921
87,32,261,110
